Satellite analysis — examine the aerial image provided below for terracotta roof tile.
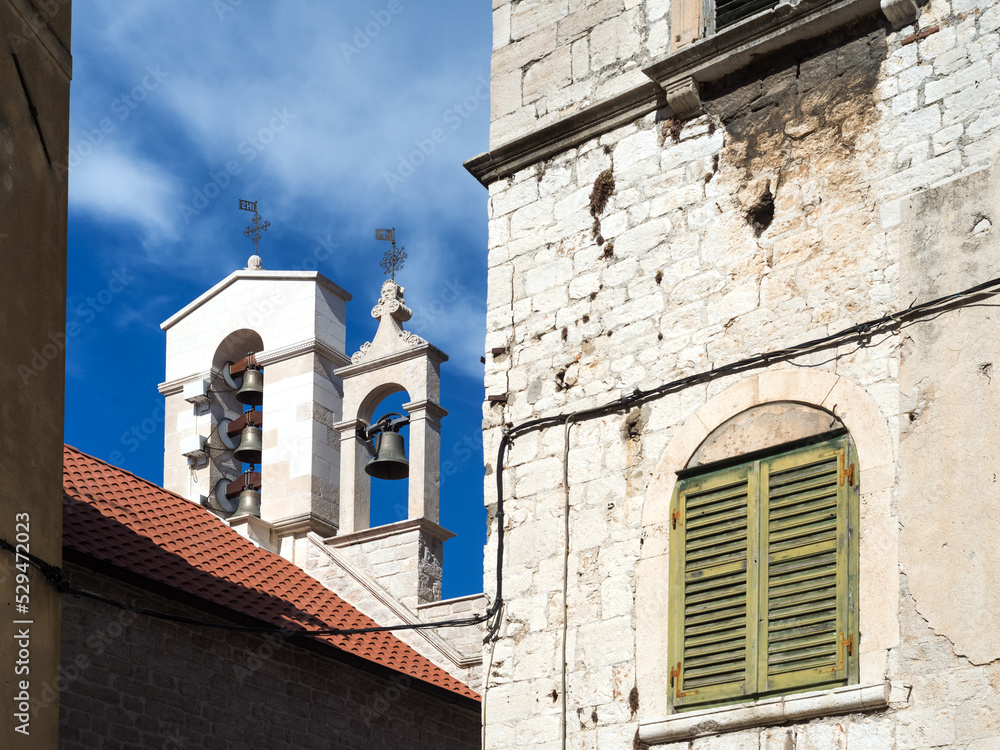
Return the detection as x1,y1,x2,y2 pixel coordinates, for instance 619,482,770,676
62,445,479,702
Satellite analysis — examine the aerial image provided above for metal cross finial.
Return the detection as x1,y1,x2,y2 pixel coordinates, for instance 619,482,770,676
376,227,406,281
241,200,270,256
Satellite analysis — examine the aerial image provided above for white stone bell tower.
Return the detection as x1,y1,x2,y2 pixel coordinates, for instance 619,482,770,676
158,255,352,559
326,279,454,608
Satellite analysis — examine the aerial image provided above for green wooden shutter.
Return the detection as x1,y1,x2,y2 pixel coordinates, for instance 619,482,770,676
758,437,856,694
669,463,757,708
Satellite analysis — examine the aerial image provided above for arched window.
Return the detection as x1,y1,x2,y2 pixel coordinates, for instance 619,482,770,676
637,370,895,743
668,429,858,710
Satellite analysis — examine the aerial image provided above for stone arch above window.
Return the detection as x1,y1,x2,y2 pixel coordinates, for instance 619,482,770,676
687,401,845,469
636,369,898,739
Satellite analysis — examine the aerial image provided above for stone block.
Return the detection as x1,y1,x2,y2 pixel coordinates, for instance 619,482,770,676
511,0,569,42
523,48,572,102
493,3,511,50
492,68,522,120
589,10,640,71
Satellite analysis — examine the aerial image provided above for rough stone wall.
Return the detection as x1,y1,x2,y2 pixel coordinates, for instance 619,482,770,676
332,526,444,610
491,0,671,146
58,564,480,750
481,1,1000,748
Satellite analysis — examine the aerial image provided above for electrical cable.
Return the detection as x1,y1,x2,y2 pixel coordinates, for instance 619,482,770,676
6,276,1000,644
484,274,1000,643
560,417,574,750
480,601,504,749
0,537,489,637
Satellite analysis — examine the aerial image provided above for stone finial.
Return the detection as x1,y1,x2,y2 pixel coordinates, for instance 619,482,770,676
245,254,263,271
351,280,425,363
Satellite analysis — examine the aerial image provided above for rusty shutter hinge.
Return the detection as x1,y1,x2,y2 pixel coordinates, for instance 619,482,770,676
840,462,855,487
822,632,856,674
670,662,697,698
672,509,682,529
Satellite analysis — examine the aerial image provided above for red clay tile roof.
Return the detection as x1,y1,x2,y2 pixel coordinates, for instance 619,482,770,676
62,444,479,702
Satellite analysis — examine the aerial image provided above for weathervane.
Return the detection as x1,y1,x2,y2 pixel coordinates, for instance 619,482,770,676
375,227,406,281
240,199,270,256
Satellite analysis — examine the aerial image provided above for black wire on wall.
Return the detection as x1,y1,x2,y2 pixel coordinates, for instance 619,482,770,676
5,276,1000,641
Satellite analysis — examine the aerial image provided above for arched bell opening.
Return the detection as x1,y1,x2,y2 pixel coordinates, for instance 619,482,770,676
365,390,412,528
208,329,266,517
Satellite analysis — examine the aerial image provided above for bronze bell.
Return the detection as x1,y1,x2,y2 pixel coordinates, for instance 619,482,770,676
236,366,264,406
234,424,263,464
236,488,261,517
365,431,409,480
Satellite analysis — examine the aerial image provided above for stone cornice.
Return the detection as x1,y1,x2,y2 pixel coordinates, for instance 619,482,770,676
644,0,882,113
255,338,351,369
324,517,456,548
270,512,338,538
465,0,891,187
157,339,350,396
415,592,489,611
334,342,449,380
158,369,214,396
402,399,449,421
160,270,352,330
464,82,664,186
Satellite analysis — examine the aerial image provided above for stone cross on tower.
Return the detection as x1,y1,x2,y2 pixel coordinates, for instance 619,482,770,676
351,280,425,364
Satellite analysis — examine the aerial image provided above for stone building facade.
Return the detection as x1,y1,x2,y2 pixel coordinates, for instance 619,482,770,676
59,565,481,750
469,0,1000,747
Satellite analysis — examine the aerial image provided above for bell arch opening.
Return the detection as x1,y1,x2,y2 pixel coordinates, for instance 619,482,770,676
212,329,264,374
365,388,412,529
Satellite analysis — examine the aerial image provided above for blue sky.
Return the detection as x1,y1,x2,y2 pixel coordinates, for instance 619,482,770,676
64,1,492,598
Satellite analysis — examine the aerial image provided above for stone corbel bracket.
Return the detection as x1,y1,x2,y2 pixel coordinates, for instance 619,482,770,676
881,0,919,28
664,77,703,119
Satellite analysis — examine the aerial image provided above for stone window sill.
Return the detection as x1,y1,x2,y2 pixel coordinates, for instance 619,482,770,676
637,683,889,744
643,0,917,118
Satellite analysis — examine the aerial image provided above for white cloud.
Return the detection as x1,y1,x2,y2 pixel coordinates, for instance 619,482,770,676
69,150,178,239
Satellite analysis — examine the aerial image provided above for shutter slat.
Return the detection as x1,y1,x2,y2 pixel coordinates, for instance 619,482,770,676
769,491,837,519
688,513,749,538
687,580,746,605
687,536,748,560
687,500,748,526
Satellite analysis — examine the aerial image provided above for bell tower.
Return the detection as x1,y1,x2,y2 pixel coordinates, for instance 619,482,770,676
326,279,454,608
158,254,352,560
